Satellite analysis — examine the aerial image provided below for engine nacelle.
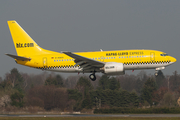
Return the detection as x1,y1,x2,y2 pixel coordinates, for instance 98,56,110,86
103,62,125,75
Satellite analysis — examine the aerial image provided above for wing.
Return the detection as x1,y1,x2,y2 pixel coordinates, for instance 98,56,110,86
63,52,104,71
5,53,31,61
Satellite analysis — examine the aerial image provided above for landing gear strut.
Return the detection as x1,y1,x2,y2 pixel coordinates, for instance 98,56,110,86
89,73,96,81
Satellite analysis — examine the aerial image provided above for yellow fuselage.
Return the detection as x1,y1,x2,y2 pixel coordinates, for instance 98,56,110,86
16,49,176,73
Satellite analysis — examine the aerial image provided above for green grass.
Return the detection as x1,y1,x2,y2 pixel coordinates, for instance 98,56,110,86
0,117,180,120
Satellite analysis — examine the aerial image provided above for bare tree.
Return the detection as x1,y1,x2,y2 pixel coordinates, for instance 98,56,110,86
27,85,68,111
64,76,80,89
159,91,178,107
0,95,11,107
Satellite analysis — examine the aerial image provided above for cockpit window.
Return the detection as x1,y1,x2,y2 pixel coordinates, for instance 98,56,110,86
160,53,168,56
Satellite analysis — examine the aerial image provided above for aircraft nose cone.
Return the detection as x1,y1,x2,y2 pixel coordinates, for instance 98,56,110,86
171,56,177,62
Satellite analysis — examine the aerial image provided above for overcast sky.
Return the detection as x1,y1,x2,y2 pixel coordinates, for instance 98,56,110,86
0,0,179,78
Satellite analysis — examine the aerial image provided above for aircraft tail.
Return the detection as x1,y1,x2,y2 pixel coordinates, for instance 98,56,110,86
7,20,51,57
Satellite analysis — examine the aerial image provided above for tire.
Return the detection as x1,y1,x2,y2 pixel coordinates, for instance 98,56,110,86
155,72,158,76
89,74,96,81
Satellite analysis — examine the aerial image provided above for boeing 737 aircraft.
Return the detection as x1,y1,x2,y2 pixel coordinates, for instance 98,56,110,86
6,21,176,81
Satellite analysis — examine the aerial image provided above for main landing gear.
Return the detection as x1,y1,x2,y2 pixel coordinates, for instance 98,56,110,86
89,73,96,81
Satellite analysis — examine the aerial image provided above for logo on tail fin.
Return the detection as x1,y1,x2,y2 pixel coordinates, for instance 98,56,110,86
16,43,34,48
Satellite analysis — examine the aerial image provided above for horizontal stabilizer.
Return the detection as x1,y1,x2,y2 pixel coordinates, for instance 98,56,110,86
5,54,31,61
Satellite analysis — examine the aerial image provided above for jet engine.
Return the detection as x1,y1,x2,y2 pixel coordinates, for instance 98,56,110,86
103,62,125,75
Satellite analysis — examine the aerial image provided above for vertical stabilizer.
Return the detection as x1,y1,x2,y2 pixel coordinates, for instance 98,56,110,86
7,21,46,56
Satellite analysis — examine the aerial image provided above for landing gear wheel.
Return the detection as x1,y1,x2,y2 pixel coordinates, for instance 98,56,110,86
154,71,158,76
89,74,96,81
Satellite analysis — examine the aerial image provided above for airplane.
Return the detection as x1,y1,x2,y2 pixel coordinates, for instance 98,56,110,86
6,20,177,81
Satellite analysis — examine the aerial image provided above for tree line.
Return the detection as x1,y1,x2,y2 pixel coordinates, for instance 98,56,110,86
0,68,180,112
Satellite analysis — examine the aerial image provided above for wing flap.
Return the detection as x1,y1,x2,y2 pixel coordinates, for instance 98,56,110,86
5,54,31,61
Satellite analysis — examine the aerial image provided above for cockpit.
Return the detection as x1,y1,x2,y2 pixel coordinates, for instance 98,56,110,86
160,53,168,56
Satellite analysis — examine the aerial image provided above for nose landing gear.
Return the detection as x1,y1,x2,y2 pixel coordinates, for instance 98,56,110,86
155,71,158,76
155,67,165,76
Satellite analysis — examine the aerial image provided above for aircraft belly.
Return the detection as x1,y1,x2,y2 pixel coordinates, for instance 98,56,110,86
45,67,83,72
124,63,170,70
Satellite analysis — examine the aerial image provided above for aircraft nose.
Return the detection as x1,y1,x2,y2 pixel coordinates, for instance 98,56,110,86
170,56,177,63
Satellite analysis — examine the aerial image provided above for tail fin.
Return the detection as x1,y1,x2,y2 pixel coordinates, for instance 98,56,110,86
7,20,47,57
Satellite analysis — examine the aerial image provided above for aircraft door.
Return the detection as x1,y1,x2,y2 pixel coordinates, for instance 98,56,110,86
43,57,47,68
150,52,155,61
100,56,104,62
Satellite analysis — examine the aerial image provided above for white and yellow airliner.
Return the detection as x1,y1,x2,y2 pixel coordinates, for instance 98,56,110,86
6,21,176,81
